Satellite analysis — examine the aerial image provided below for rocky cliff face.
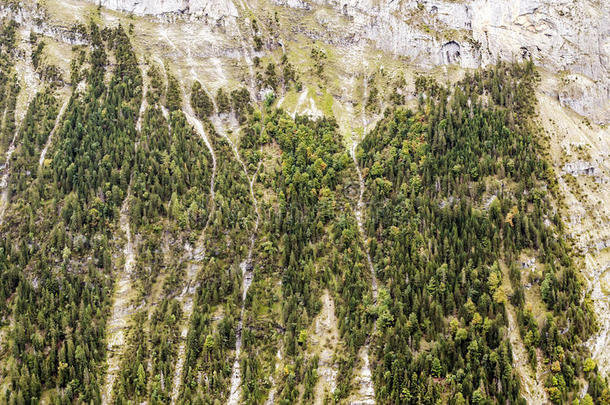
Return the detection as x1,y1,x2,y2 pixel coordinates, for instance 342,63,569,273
0,4,88,45
83,0,609,123
84,0,238,20
307,0,609,123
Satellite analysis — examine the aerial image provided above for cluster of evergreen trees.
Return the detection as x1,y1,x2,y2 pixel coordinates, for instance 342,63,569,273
358,61,608,404
176,82,255,403
0,22,143,404
230,104,378,404
0,19,19,158
0,12,607,405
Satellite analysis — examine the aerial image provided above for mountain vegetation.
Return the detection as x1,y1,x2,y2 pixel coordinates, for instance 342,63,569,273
0,12,608,405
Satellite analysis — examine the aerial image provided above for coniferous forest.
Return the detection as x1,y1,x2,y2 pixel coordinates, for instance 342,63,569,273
0,13,608,405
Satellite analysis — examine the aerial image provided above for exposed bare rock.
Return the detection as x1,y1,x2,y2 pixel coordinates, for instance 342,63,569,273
0,4,88,45
69,0,608,122
558,73,609,124
283,0,609,123
311,290,340,404
563,160,598,176
83,0,238,21
272,0,311,9
538,88,610,377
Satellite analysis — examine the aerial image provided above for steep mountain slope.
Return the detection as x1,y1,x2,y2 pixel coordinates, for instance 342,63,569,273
0,0,608,404
78,0,609,124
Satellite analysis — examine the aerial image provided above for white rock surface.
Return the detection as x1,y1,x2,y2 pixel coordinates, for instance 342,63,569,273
0,5,88,45
273,0,311,9
85,0,238,20
293,0,609,122
75,0,608,121
563,160,597,176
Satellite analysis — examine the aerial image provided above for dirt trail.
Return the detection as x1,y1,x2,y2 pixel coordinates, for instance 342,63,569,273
311,290,340,404
101,193,136,405
191,61,261,404
161,33,221,403
348,71,377,405
102,77,150,403
351,140,378,303
352,72,377,300
162,19,311,401
232,4,256,98
170,105,217,404
135,93,147,133
264,347,282,405
227,302,247,405
39,95,69,166
349,139,376,405
0,141,18,223
505,302,548,404
219,121,261,405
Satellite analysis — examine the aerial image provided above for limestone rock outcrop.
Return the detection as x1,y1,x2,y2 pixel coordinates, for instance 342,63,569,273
338,0,608,122
78,0,609,122
84,0,238,20
0,4,88,45
285,0,609,122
